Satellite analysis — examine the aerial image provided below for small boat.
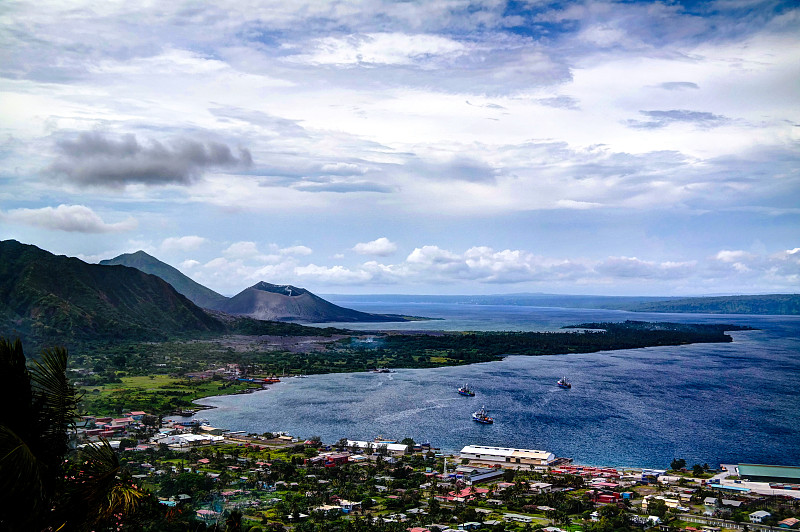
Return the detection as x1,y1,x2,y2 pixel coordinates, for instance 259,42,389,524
557,376,571,389
458,384,475,397
472,406,493,424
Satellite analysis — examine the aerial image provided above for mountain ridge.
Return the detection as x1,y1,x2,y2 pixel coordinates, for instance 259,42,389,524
101,251,419,322
100,250,228,309
219,281,409,322
0,240,346,347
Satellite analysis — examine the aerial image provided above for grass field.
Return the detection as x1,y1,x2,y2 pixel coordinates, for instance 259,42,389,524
80,375,261,417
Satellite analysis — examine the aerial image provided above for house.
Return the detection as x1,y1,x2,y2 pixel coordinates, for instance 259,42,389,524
530,482,553,493
778,518,800,529
749,510,771,523
338,500,360,513
703,497,719,516
503,513,534,523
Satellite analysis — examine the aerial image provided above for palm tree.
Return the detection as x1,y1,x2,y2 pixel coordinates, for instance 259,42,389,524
0,339,148,530
0,341,80,530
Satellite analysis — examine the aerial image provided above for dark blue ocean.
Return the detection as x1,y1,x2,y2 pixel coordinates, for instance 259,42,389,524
191,302,800,469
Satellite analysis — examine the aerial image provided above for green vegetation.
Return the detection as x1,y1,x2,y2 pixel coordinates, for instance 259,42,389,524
100,250,229,310
0,338,156,531
627,293,800,315
80,374,264,417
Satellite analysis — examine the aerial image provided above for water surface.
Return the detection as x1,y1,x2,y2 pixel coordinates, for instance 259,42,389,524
192,305,800,468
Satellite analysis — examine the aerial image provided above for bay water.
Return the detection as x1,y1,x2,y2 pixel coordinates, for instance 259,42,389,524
191,303,800,469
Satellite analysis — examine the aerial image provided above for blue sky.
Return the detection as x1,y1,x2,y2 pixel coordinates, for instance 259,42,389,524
1,0,798,296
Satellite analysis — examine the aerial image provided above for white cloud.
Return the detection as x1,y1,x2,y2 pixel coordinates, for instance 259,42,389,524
353,237,398,256
290,32,468,66
161,235,207,252
715,249,756,263
280,245,313,256
294,264,372,284
224,241,261,259
595,256,696,280
180,259,200,269
0,204,137,233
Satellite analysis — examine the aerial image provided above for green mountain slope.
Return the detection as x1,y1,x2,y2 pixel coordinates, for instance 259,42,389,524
100,250,228,310
626,294,800,314
0,240,226,343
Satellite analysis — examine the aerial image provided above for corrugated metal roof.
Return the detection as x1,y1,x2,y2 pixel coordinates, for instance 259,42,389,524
460,445,553,459
738,464,800,480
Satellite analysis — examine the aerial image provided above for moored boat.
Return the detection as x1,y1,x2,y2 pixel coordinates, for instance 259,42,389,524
472,406,493,424
557,376,571,389
458,383,475,396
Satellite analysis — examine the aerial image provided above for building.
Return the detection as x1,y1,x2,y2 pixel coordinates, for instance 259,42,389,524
737,464,800,484
749,511,771,523
459,445,557,467
347,440,408,455
157,433,224,447
778,518,800,529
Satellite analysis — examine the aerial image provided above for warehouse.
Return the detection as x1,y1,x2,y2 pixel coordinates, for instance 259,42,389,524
460,445,557,467
737,464,800,484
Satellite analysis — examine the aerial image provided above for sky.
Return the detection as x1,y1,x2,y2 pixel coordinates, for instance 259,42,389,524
1,0,798,297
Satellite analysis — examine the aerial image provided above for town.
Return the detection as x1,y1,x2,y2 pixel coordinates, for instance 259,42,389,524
75,410,800,532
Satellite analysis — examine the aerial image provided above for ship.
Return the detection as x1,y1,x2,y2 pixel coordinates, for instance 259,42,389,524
458,384,475,396
557,376,571,389
472,406,493,424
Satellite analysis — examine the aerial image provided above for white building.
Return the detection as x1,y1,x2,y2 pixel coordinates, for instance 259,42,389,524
157,433,224,447
750,511,771,523
459,445,557,467
347,440,408,455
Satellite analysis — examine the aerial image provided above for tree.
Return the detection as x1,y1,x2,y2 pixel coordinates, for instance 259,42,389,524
0,339,148,531
226,508,243,532
649,498,668,518
0,340,81,530
401,437,416,448
670,458,686,471
692,464,705,477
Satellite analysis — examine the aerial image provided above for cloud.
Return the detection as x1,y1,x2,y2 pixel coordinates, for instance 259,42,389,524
291,180,394,193
537,95,580,109
280,245,313,256
595,256,696,280
180,259,200,269
626,110,731,129
658,81,699,90
0,204,137,233
224,241,261,259
288,32,468,67
294,264,372,284
47,131,252,188
353,237,398,257
715,249,756,263
406,156,498,184
160,236,207,252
